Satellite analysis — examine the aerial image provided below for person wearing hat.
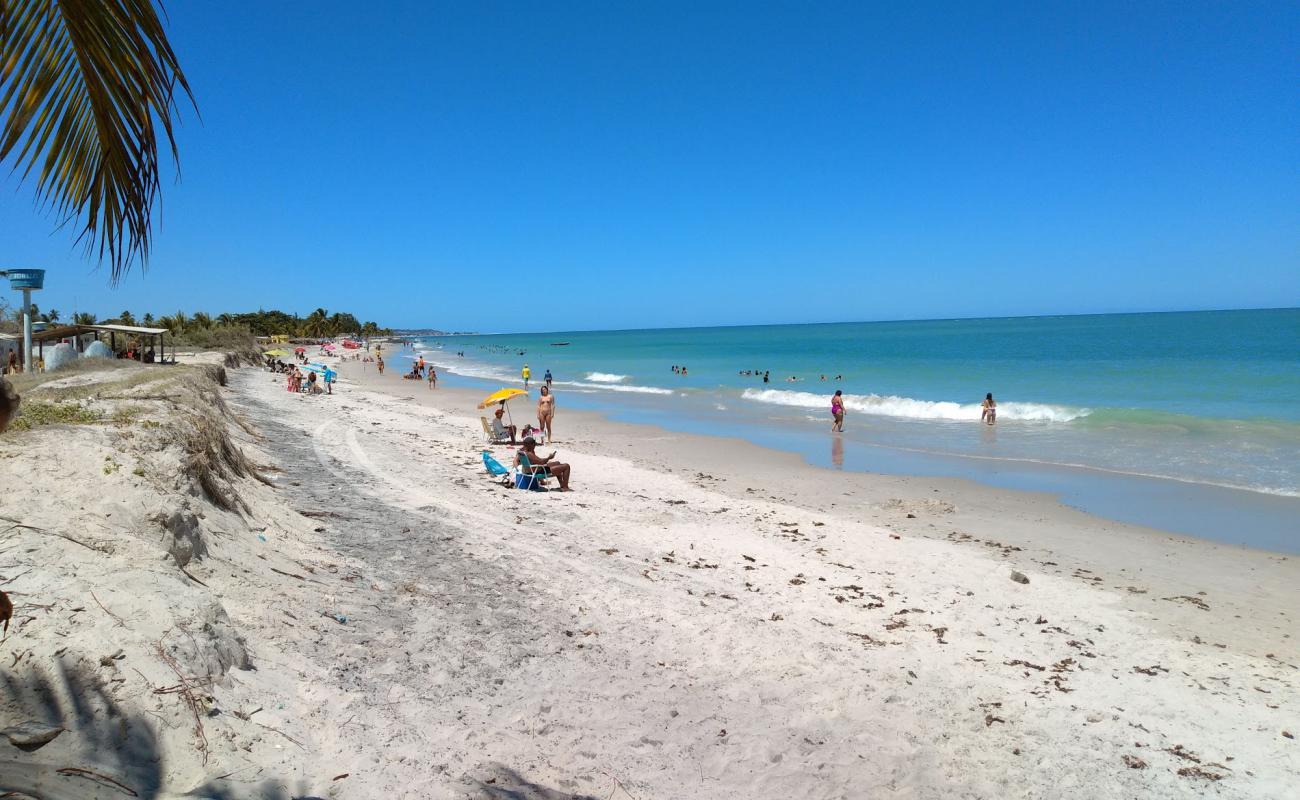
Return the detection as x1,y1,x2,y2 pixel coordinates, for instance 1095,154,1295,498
515,436,571,491
522,364,532,389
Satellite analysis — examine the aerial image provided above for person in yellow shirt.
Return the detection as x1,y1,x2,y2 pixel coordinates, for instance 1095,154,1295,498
522,364,531,389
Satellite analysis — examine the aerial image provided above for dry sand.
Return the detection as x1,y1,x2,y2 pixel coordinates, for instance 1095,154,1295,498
0,353,1296,799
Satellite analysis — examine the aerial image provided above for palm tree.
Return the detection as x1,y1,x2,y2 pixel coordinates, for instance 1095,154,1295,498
72,312,96,325
191,311,213,329
142,312,155,326
45,309,59,324
301,308,328,338
119,310,136,326
217,313,234,327
0,0,194,282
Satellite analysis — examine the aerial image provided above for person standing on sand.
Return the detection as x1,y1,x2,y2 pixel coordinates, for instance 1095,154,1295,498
522,364,531,389
831,390,845,433
537,385,556,442
377,357,385,375
427,367,437,389
981,393,997,425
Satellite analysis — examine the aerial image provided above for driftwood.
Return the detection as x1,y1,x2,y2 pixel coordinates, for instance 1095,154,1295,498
0,518,108,554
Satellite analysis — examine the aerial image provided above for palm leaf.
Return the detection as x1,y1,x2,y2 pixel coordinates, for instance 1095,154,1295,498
0,0,193,282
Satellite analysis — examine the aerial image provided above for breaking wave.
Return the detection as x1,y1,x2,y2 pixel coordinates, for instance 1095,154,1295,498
741,388,1088,423
585,372,629,383
570,381,674,395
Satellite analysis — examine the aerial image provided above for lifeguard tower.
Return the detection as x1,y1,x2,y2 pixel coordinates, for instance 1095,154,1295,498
1,269,45,373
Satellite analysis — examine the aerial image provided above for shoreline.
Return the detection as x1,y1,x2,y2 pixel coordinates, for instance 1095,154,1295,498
336,355,1298,655
2,355,1295,797
402,342,1300,552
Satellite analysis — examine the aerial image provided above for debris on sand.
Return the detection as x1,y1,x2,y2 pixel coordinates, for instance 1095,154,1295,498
1,721,65,749
1010,571,1029,585
1162,595,1210,611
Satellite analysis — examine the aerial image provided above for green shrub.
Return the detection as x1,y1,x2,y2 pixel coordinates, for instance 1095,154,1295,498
9,401,100,431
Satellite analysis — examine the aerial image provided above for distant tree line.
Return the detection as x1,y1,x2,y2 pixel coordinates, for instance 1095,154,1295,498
5,305,390,340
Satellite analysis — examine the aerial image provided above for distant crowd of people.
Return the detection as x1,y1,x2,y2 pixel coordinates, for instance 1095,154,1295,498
267,355,334,395
403,356,438,388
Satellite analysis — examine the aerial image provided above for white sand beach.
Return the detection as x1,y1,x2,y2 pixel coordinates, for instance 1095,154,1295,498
0,355,1296,799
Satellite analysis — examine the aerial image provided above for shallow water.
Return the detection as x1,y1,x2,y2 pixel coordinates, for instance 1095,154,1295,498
403,309,1300,550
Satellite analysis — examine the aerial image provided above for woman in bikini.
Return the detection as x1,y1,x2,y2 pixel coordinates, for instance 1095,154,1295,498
981,393,997,425
537,385,556,442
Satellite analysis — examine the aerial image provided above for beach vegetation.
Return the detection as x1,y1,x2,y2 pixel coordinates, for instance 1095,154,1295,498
77,307,390,340
8,400,100,431
0,0,194,281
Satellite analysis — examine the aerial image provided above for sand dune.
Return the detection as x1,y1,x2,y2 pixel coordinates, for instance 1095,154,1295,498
0,357,1295,798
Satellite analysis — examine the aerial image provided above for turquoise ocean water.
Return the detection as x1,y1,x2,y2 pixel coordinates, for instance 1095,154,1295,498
408,309,1300,551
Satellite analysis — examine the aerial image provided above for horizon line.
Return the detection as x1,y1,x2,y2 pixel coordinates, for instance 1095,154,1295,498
407,304,1297,338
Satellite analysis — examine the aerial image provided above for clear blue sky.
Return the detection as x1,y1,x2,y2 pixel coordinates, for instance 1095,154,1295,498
2,1,1296,331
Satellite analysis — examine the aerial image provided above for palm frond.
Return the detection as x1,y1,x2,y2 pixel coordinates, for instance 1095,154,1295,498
0,0,193,282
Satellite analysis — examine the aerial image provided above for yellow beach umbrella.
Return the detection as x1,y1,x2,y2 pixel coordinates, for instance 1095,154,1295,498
264,349,289,357
477,387,528,409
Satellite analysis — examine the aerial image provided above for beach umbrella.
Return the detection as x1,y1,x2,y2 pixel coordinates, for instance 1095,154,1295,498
294,346,306,354
477,387,528,426
264,349,289,357
322,343,337,351
477,388,528,409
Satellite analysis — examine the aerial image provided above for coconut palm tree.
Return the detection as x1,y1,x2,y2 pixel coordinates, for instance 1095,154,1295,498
142,312,155,326
72,311,96,325
191,311,212,329
217,313,235,327
45,309,59,324
119,310,136,326
0,0,194,282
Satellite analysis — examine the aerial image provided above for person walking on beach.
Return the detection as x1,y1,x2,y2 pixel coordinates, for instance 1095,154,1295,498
981,393,997,425
427,367,437,389
831,390,845,432
544,369,553,388
522,364,531,389
377,357,385,375
537,385,556,442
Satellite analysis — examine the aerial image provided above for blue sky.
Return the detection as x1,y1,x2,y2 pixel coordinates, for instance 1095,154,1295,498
2,1,1296,332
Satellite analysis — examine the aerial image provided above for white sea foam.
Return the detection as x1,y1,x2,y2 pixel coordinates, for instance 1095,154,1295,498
422,355,516,383
585,372,629,383
570,381,674,395
741,388,1088,423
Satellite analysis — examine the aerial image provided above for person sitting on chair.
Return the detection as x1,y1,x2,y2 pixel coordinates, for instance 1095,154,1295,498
515,436,571,491
492,407,518,444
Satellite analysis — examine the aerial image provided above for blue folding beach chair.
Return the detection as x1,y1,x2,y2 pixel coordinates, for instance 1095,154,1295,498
514,452,550,492
482,451,514,486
